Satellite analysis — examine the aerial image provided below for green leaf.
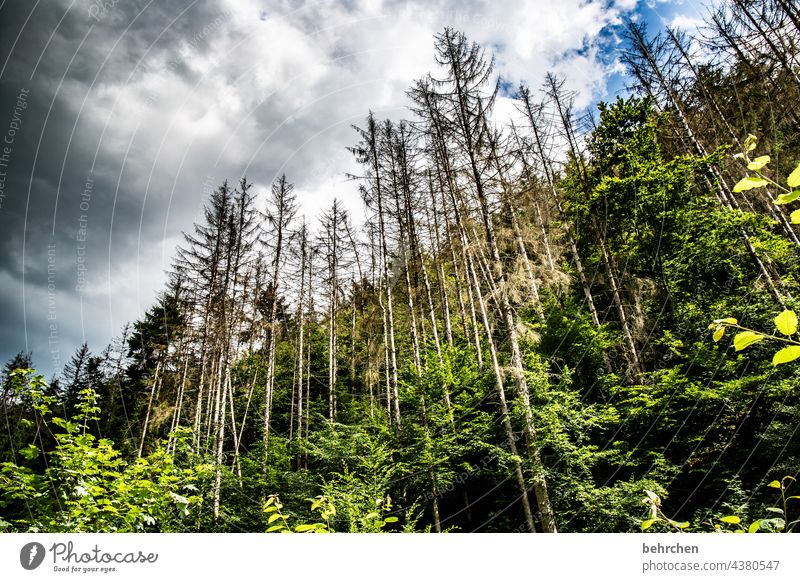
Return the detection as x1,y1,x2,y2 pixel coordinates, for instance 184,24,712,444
775,310,798,335
677,522,690,529
268,513,282,524
792,209,800,224
744,134,758,153
733,331,765,351
733,176,769,192
768,480,782,489
765,507,784,515
787,162,800,188
294,523,323,533
747,156,770,170
266,524,285,532
775,191,800,205
641,519,655,531
714,317,738,325
713,326,725,342
384,516,399,523
720,515,741,524
18,444,39,460
748,521,761,533
772,346,800,366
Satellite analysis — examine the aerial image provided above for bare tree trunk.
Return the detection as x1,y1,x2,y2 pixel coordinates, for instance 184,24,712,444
138,360,162,459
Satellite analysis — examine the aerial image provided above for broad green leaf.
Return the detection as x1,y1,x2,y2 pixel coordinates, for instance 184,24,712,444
733,176,769,192
774,310,798,335
733,331,765,351
295,523,323,532
641,519,655,531
384,516,399,523
792,209,800,224
747,156,770,170
713,326,725,342
768,480,782,489
720,515,741,524
748,521,761,533
266,524,285,532
766,507,784,515
788,162,800,188
775,191,800,205
772,346,800,366
713,317,738,325
268,513,282,524
677,522,690,529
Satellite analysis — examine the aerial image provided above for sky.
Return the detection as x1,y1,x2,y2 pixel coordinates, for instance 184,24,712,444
0,0,711,377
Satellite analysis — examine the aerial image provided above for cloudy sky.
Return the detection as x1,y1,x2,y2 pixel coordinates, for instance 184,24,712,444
0,0,707,376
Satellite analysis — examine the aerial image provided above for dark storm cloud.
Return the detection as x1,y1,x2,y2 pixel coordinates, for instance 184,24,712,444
0,0,237,374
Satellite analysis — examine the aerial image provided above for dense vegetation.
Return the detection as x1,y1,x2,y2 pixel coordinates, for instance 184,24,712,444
2,0,800,533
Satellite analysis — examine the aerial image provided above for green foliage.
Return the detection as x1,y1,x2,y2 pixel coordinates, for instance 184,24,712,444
0,369,206,532
641,475,799,534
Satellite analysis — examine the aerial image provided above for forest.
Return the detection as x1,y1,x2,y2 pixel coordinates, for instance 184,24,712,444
2,0,800,533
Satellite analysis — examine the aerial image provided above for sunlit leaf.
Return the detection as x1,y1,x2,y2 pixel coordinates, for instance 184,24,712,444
788,162,800,188
772,346,800,366
713,326,725,342
733,331,765,351
768,480,782,489
774,310,798,336
747,155,770,170
775,191,800,205
733,176,769,192
720,516,741,524
641,519,655,531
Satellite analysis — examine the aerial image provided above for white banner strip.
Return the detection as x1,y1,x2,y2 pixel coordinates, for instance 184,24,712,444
1,533,797,581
